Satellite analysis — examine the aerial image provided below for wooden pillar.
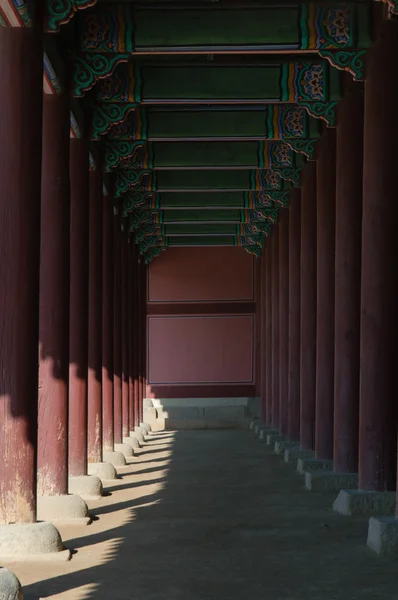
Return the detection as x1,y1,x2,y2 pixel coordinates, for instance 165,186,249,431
0,27,42,524
288,188,301,441
300,162,317,450
271,226,280,429
358,26,398,491
69,136,89,477
333,87,363,473
37,93,70,498
121,224,129,438
128,240,136,429
260,251,267,421
113,214,123,444
315,128,336,461
88,165,103,464
133,256,140,429
279,210,289,436
102,191,114,453
265,243,273,425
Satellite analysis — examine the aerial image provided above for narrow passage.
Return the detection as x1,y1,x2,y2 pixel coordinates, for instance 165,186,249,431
11,430,398,599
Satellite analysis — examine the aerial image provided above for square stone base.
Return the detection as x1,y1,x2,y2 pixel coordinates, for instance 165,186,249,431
266,433,285,446
274,440,299,455
259,428,279,441
284,448,315,463
305,471,358,492
297,458,333,474
333,489,396,517
367,516,398,556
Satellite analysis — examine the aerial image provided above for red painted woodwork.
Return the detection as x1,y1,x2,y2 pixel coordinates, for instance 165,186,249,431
279,209,289,436
265,244,273,424
88,167,103,463
69,136,90,477
260,253,266,420
113,215,123,443
333,87,363,473
358,26,398,491
38,92,70,497
287,189,301,441
148,316,253,384
315,128,336,461
271,226,280,428
300,162,317,450
148,247,254,302
121,226,129,437
102,193,114,453
0,27,42,524
128,241,136,429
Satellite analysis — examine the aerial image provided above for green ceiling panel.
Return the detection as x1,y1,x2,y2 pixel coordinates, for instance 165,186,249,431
159,192,245,209
156,169,289,191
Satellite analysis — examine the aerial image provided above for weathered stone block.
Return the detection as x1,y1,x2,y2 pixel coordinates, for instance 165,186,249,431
0,522,70,561
0,567,23,599
297,458,333,474
266,434,285,446
274,440,299,455
333,489,396,517
143,406,158,423
305,471,358,492
284,448,315,463
367,516,398,556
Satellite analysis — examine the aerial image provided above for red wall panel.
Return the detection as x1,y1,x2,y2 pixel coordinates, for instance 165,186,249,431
148,315,254,384
148,246,254,302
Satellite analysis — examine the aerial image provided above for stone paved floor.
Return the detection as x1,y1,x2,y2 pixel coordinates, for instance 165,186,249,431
6,429,398,599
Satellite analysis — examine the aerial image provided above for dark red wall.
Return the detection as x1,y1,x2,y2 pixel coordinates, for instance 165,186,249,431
146,247,260,398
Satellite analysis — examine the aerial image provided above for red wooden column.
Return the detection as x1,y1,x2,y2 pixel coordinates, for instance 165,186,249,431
279,209,289,436
128,240,136,429
315,128,336,461
358,26,398,491
300,162,317,450
37,93,70,501
113,214,123,445
288,189,301,441
260,250,267,421
133,257,140,430
102,191,114,454
265,243,273,425
88,164,103,464
121,224,130,438
69,135,89,477
333,87,363,473
0,27,42,525
271,226,280,429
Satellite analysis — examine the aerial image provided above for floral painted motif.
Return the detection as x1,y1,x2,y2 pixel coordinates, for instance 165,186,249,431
283,107,305,137
324,8,350,46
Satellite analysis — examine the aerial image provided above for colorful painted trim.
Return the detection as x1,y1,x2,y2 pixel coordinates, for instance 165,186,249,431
73,54,130,98
319,49,367,82
104,141,153,171
264,105,308,139
0,0,32,26
69,110,82,139
243,190,290,209
81,4,134,52
281,62,327,102
285,139,317,160
240,208,280,225
43,52,62,95
139,235,168,254
249,169,283,191
123,192,159,215
237,222,272,237
235,234,265,248
135,223,164,242
299,100,337,127
116,170,156,197
91,103,140,140
143,246,165,264
97,62,142,103
103,108,148,141
258,141,294,169
89,151,96,171
300,3,354,50
47,0,97,32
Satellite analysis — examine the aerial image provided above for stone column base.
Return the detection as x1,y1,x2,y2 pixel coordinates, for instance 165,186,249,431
88,461,118,481
274,441,299,455
102,451,127,466
68,475,103,501
113,444,134,459
284,448,315,463
266,434,285,446
249,419,258,430
37,494,90,526
305,472,358,492
0,567,23,599
297,458,333,474
0,522,70,561
259,428,278,441
123,436,140,450
140,422,152,433
367,516,398,556
133,428,145,443
333,490,396,517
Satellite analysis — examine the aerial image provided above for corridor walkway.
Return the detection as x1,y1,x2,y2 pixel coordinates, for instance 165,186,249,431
7,429,398,600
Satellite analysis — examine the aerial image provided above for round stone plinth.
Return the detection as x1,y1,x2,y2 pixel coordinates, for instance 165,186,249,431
68,475,103,501
113,443,134,458
0,567,22,599
37,494,91,526
0,522,70,561
88,461,118,481
140,422,152,432
143,399,154,408
123,436,140,450
102,451,127,467
133,428,145,443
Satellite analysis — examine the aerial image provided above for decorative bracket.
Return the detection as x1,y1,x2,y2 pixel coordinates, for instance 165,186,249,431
298,101,338,127
116,171,155,197
73,54,129,97
135,223,164,242
129,210,162,230
143,246,165,264
139,235,167,254
319,49,367,82
285,139,317,160
47,0,96,32
104,141,152,171
277,168,302,188
122,192,159,216
91,103,137,139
